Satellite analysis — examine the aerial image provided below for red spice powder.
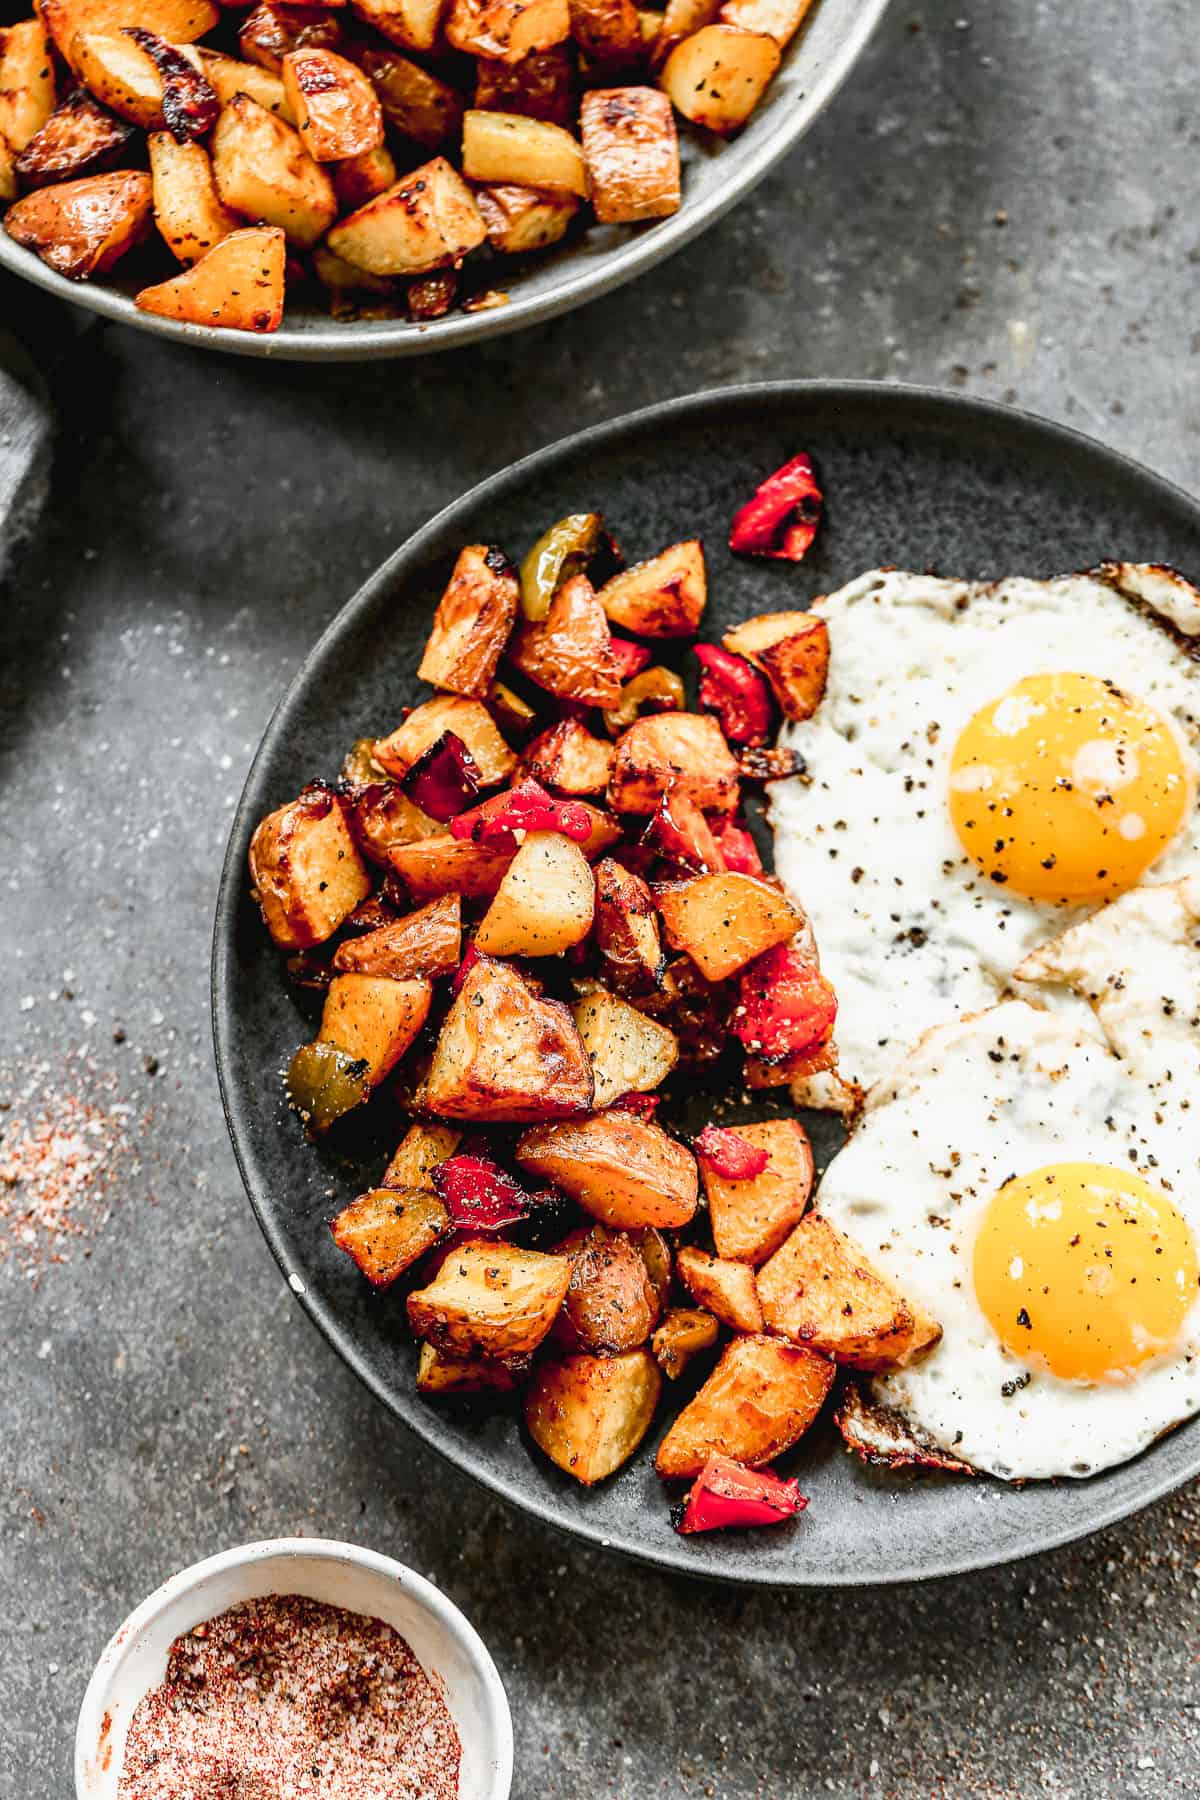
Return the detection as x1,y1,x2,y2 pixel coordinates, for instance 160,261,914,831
118,1594,462,1800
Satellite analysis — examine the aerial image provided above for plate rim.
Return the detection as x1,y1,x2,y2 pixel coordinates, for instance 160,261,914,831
212,378,1200,1585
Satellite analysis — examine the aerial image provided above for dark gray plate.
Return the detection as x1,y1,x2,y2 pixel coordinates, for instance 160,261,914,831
213,382,1200,1585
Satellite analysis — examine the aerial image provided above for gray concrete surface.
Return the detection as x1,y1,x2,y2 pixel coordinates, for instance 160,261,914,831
4,1,1200,1794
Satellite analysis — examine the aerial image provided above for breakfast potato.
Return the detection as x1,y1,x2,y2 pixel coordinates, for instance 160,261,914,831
474,829,595,957
447,0,570,62
555,1224,661,1354
331,141,397,209
474,45,574,126
425,955,594,1119
702,1118,813,1263
239,1,344,73
282,47,383,159
346,782,442,866
522,719,614,795
654,1333,833,1478
319,972,432,1084
15,90,135,189
417,543,519,698
382,1119,461,1188
374,695,516,785
332,894,462,980
517,1111,698,1230
248,784,370,949
654,871,803,981
659,23,780,132
330,1184,449,1287
580,87,680,224
834,1377,975,1476
5,165,151,276
474,182,579,254
508,574,622,707
390,833,517,902
350,0,446,51
574,802,623,861
597,539,704,635
676,1244,763,1333
593,857,665,990
525,1347,661,1483
417,1342,518,1395
719,0,812,45
608,713,739,814
147,134,240,264
0,137,15,203
0,18,56,151
408,1238,572,1358
353,46,464,150
461,107,587,196
314,245,399,294
756,1216,942,1371
136,224,287,330
70,31,173,130
327,157,486,273
39,0,217,71
569,0,641,65
651,1305,719,1380
196,48,295,120
650,0,720,65
722,611,829,721
211,93,336,247
570,985,677,1108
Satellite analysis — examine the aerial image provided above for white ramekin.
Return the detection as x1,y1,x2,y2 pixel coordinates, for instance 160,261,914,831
75,1537,513,1800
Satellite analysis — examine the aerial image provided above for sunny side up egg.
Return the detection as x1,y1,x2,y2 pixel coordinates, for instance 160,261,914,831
769,565,1200,1100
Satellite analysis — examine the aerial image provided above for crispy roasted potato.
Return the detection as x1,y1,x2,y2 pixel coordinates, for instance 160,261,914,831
212,92,336,247
331,140,397,209
608,712,739,815
330,1184,449,1287
39,0,217,71
382,1119,461,1188
474,44,574,126
473,181,579,254
374,694,516,784
757,1216,942,1371
282,46,383,159
408,1238,571,1358
475,829,595,957
574,802,622,861
517,1111,698,1230
350,0,446,52
677,1243,763,1332
417,543,519,698
654,1333,833,1478
651,0,720,65
569,0,641,65
332,893,461,979
15,90,134,189
136,223,287,330
461,107,587,196
580,87,680,223
508,574,622,707
719,0,812,45
447,0,569,62
70,31,167,128
722,610,829,721
570,985,677,1108
525,1347,660,1483
319,971,432,1084
353,45,464,150
0,18,56,151
655,871,802,981
593,857,664,990
555,1223,660,1353
417,1341,518,1394
522,719,613,795
702,1117,812,1264
425,955,594,1119
248,784,370,948
659,23,779,132
147,134,240,264
389,832,516,901
196,47,295,120
0,136,15,203
327,155,487,274
596,538,703,635
651,1305,718,1379
5,166,151,276
346,781,442,865
240,1,343,73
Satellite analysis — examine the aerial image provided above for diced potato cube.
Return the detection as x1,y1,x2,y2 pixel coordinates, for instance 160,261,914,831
597,538,704,636
4,167,152,278
14,89,133,191
474,43,573,124
593,857,665,989
580,87,680,224
517,1112,698,1230
240,1,344,75
382,1120,462,1189
508,574,622,707
282,47,384,160
651,0,720,65
475,830,595,958
523,720,614,796
654,1333,833,1478
473,182,579,254
248,785,370,949
702,1118,813,1263
351,0,447,52
331,894,462,981
331,1185,449,1287
571,986,677,1108
136,224,286,331
319,973,432,1085
332,141,397,209
676,1244,763,1332
211,92,336,247
0,18,56,151
722,611,829,721
328,155,486,273
355,45,463,150
148,134,241,266
390,834,516,902
196,49,295,121
756,1216,942,1371
39,0,217,71
417,543,519,698
608,712,739,815
417,1342,517,1394
346,782,442,866
446,0,569,62
374,694,516,784
70,30,165,128
719,0,812,44
461,107,587,196
651,1306,718,1379
555,1223,660,1354
655,871,802,981
525,1348,661,1483
408,1238,571,1358
425,955,594,1120
659,23,780,133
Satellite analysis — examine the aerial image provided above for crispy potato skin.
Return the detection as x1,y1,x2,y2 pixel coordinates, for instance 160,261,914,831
5,167,152,277
389,833,516,902
593,857,664,990
447,0,570,63
240,1,344,74
608,712,739,814
417,543,519,698
136,224,287,331
522,719,614,794
473,181,579,254
756,1216,943,1371
15,90,135,189
580,86,680,224
374,693,516,784
330,1184,449,1287
597,538,703,635
474,45,574,126
345,781,442,866
654,871,802,981
475,829,595,957
0,19,56,152
248,784,370,948
417,1342,517,1394
407,1238,572,1358
318,972,432,1084
283,46,384,159
677,1244,763,1332
509,573,622,707
722,610,830,721
517,1111,698,1230
554,1224,660,1353
659,22,779,133
702,1118,813,1263
525,1347,661,1483
39,0,218,72
331,893,462,980
651,1305,718,1379
425,956,594,1120
352,45,464,150
654,1333,833,1478
569,0,642,65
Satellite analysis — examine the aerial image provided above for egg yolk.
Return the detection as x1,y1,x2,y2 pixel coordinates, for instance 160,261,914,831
973,1163,1198,1383
948,672,1191,900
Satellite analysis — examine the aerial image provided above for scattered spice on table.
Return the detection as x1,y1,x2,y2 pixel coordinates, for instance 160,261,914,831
118,1594,462,1800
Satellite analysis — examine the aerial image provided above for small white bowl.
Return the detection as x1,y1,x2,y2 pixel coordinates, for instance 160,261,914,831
75,1537,513,1800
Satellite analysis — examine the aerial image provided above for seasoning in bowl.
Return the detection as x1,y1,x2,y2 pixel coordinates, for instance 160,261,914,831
117,1594,462,1798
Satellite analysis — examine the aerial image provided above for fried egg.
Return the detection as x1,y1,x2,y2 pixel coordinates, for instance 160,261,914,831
815,878,1200,1478
769,565,1200,1096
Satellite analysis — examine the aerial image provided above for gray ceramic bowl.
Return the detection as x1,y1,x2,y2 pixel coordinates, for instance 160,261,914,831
213,382,1200,1584
0,0,887,361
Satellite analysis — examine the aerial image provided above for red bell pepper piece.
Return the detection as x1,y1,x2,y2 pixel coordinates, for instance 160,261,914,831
734,944,838,1062
729,453,823,562
449,777,593,846
611,636,653,682
693,1124,770,1180
641,789,727,875
709,815,762,875
432,1155,532,1232
693,644,774,747
401,731,481,822
675,1455,807,1534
